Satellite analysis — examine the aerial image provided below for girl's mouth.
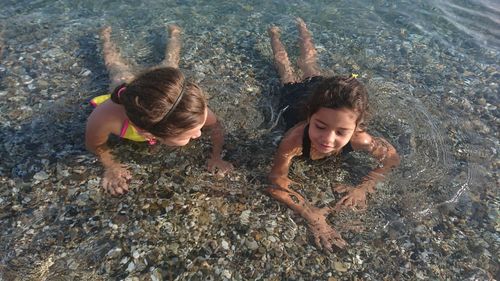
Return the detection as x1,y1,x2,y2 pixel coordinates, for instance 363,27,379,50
316,142,334,151
320,142,333,148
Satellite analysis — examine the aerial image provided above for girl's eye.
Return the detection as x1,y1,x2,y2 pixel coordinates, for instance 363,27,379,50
336,131,345,136
315,124,326,130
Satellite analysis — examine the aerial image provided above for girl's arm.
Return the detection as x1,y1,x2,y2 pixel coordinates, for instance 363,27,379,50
335,132,400,208
268,126,302,185
267,125,347,251
85,109,131,195
203,108,233,175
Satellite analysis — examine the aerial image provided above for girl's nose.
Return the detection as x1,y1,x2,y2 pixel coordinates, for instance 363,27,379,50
324,131,336,144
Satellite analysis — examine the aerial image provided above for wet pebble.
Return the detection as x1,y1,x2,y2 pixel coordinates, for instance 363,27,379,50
33,171,49,181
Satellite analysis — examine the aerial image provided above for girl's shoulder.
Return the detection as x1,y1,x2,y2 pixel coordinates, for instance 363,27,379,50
279,122,306,154
87,100,127,136
92,99,126,118
350,130,374,151
283,121,306,140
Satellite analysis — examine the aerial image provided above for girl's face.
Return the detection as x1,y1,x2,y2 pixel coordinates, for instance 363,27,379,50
308,107,358,154
158,108,208,147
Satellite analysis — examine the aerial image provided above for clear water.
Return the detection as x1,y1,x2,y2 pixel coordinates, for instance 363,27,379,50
0,0,498,280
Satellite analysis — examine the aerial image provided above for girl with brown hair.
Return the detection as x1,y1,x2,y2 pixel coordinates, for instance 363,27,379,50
86,25,232,196
267,18,400,251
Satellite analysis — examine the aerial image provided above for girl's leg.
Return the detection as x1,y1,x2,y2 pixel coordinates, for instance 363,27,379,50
101,27,135,91
296,18,321,80
160,24,182,68
268,26,297,85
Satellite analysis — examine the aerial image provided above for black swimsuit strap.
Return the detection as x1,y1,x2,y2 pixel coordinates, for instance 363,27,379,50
342,141,354,156
302,124,311,160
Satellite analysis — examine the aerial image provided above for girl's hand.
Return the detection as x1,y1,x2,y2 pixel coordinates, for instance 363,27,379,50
307,209,347,251
102,164,132,195
334,181,375,211
207,158,233,176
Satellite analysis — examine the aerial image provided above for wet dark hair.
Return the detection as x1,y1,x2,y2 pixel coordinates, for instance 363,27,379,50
306,76,369,130
110,67,206,138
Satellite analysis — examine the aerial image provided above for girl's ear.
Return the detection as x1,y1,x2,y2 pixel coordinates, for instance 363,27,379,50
355,122,366,133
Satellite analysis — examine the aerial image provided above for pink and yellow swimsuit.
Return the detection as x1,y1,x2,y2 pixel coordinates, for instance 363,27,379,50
90,94,147,142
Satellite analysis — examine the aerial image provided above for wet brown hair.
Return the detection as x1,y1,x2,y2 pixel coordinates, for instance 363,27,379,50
110,67,206,138
307,76,369,130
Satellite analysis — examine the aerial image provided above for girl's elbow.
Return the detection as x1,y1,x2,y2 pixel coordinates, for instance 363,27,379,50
85,135,102,154
389,150,401,167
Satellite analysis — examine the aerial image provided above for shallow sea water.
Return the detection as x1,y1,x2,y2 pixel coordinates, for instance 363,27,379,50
0,0,498,280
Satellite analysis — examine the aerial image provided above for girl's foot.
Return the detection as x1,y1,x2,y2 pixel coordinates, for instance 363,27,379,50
100,26,112,41
268,25,281,38
168,24,182,36
296,17,307,29
162,24,182,68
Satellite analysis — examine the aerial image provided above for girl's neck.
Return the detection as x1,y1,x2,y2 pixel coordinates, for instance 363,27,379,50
309,145,340,160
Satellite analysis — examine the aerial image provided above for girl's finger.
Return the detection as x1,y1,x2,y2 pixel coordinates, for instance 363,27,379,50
321,237,333,252
314,234,322,249
121,184,129,193
336,196,347,206
340,196,349,205
108,185,117,196
345,197,355,207
117,189,125,195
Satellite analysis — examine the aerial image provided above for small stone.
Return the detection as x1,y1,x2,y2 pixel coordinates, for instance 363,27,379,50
245,239,259,251
334,261,348,272
221,240,230,250
239,210,251,225
132,250,140,259
33,171,49,181
221,269,231,279
21,75,33,85
107,248,122,259
134,258,147,272
127,261,135,272
415,225,426,233
120,257,129,264
150,268,162,281
12,205,22,211
81,69,91,76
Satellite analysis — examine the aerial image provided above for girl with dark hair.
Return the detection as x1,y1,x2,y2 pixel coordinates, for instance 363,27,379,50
86,25,232,196
266,18,400,251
